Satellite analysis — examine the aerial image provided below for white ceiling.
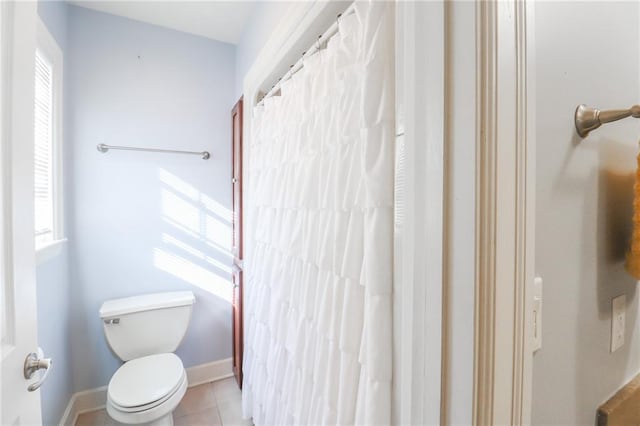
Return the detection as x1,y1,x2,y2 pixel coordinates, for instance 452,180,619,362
68,1,257,44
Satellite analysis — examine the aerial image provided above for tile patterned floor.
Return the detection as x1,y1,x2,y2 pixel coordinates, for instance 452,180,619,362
75,378,253,426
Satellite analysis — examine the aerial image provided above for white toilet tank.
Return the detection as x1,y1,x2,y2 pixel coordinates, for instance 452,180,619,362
99,291,196,361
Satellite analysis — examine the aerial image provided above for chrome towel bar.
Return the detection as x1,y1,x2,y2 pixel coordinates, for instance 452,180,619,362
575,104,640,138
97,143,210,160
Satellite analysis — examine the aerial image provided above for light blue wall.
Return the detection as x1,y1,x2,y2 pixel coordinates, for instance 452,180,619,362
66,5,236,392
234,1,293,97
38,0,67,46
36,2,74,425
36,248,73,426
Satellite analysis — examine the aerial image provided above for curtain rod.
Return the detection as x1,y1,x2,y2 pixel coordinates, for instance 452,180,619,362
257,2,355,106
97,143,211,160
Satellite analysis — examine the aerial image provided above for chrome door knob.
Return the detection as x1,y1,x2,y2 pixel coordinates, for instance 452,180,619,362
232,178,238,184
24,351,52,392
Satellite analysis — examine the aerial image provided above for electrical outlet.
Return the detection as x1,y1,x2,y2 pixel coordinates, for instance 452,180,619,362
611,294,626,353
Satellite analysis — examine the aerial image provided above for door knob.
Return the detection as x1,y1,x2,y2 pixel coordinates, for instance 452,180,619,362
24,351,52,392
232,178,238,184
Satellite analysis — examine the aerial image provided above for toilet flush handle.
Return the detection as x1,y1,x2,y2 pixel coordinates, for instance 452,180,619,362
104,318,120,325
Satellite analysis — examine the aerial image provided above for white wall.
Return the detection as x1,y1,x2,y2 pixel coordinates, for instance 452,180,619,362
66,5,236,392
234,1,294,98
533,2,640,424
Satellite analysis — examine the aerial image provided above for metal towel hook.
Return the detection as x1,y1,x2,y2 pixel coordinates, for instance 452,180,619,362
575,104,640,138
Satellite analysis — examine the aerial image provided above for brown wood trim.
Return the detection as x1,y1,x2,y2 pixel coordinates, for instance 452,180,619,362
231,96,244,389
597,374,640,426
232,97,243,260
232,266,243,388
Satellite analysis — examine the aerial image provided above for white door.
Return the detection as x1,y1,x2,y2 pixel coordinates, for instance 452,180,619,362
1,2,46,425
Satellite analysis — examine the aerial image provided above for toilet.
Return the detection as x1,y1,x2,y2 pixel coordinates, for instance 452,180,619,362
99,291,196,426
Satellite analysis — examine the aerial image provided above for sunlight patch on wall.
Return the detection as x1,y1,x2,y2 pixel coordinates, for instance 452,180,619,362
161,214,233,258
153,248,232,302
204,215,232,251
159,169,200,199
159,169,232,223
162,233,232,274
156,169,234,301
159,169,233,256
161,190,201,235
201,195,232,223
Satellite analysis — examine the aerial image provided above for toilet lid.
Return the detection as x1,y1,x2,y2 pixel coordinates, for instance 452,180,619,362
108,353,185,408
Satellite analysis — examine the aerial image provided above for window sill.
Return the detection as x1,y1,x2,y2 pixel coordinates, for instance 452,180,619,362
36,238,67,265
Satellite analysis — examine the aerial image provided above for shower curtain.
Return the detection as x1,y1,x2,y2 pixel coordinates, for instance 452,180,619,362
242,1,394,424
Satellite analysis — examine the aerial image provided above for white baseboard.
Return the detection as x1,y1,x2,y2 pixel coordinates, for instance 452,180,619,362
59,357,234,426
185,357,234,387
59,386,108,426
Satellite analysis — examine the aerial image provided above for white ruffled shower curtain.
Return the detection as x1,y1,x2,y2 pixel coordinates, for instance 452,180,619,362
242,2,394,424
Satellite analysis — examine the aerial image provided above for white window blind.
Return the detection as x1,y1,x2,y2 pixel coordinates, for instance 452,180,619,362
34,49,54,247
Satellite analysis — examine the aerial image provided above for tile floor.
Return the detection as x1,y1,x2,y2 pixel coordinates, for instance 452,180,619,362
75,377,253,426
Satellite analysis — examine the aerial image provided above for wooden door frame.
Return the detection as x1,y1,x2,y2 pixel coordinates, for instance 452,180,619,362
231,97,244,388
232,98,243,262
472,0,536,424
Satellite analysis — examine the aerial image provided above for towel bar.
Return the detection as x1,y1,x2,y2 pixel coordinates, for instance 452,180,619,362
575,104,640,138
97,143,210,160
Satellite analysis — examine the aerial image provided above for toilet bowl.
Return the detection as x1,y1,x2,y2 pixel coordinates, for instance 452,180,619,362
100,292,195,425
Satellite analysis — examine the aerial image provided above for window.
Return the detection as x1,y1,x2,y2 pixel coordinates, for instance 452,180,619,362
34,21,63,253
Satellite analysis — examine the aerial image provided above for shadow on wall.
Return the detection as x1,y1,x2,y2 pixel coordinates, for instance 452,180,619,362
601,169,634,264
579,136,638,422
597,138,638,318
546,129,640,422
155,168,233,303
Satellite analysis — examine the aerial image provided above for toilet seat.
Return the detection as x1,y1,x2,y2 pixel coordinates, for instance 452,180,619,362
109,370,185,413
107,353,188,424
108,353,184,409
